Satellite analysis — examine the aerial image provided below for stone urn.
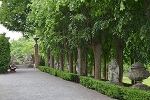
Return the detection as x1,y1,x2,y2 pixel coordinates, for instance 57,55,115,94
127,62,150,90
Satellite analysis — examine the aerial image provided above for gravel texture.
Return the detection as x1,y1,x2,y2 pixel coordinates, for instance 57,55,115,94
0,68,117,100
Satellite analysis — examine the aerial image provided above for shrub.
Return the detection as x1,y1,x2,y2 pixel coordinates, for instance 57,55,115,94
38,66,78,82
0,34,10,74
0,66,8,74
80,76,150,100
38,66,150,100
121,87,150,100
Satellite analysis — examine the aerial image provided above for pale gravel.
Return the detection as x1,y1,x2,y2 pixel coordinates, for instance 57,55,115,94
0,68,117,100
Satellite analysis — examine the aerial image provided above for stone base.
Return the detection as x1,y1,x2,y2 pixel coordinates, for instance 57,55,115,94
107,81,124,86
27,64,34,68
112,82,124,86
132,83,150,91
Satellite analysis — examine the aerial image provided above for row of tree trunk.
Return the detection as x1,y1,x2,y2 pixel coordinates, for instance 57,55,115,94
46,39,124,82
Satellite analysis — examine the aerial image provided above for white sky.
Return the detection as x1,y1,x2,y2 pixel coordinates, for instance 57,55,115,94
0,24,23,40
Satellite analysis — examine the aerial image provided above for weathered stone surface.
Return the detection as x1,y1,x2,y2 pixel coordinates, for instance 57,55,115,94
75,60,79,75
108,59,119,83
127,62,149,81
25,54,33,61
27,64,34,68
75,59,87,76
132,83,150,90
54,60,59,69
127,62,150,90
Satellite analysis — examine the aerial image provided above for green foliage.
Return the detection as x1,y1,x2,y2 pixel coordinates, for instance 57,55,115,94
80,76,122,99
39,56,45,66
22,42,34,54
0,34,10,74
0,66,8,74
39,66,57,76
38,66,79,82
10,37,34,57
0,0,31,32
122,87,150,100
38,66,150,100
80,76,150,100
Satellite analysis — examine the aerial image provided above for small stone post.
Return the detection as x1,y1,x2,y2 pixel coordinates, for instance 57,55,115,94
33,37,39,68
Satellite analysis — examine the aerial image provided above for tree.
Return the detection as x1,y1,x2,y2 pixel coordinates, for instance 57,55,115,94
27,0,150,83
0,0,30,33
0,33,10,74
10,37,34,57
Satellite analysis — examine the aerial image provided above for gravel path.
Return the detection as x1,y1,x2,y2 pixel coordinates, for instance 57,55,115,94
0,68,117,100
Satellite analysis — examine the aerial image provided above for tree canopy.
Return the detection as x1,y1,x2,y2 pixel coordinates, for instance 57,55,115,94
1,0,150,80
10,37,34,58
0,0,30,33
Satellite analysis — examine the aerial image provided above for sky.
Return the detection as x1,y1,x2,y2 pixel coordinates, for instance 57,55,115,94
0,24,23,40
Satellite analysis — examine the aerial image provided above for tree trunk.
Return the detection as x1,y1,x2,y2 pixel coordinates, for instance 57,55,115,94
77,46,82,76
146,0,150,19
115,40,123,83
93,43,102,80
47,48,50,67
104,55,107,80
131,48,135,85
74,51,77,74
82,56,87,76
59,54,64,71
106,62,109,80
50,52,54,68
69,52,73,73
130,47,135,64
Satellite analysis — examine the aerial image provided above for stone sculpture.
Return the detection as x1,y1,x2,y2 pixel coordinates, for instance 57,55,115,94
25,54,33,62
24,54,33,68
127,62,150,90
108,59,119,83
54,60,59,69
75,59,79,75
75,59,87,76
10,55,18,64
66,61,70,72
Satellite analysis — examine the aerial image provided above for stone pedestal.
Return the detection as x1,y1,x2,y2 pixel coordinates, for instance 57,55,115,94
127,62,150,90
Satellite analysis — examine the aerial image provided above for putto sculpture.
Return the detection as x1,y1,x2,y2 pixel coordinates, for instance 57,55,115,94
75,59,79,75
54,60,59,69
108,59,119,83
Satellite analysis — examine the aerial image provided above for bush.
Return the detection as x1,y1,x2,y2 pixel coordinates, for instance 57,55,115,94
0,66,8,74
38,66,79,82
38,66,150,100
0,34,10,74
80,76,150,100
121,87,150,100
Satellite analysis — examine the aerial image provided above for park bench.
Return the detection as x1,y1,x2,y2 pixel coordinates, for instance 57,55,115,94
9,64,17,72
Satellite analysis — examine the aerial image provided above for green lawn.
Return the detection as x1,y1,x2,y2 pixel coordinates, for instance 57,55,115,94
123,77,150,86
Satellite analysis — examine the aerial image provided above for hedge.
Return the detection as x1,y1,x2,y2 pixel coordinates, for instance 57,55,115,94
38,66,79,82
0,66,8,74
0,34,10,74
38,66,150,100
80,76,150,100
